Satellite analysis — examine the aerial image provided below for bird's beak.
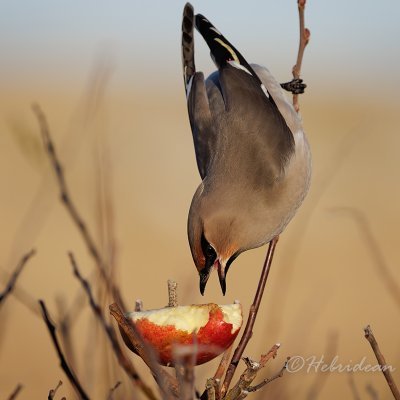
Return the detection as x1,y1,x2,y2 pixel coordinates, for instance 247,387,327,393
217,260,226,296
199,269,211,296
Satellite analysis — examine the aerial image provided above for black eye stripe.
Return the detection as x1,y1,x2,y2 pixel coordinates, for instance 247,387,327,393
201,232,217,265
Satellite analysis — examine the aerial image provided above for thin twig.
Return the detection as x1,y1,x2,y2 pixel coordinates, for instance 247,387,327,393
7,384,23,400
56,297,77,372
135,299,144,311
348,374,361,400
69,252,157,400
306,331,339,400
174,345,196,400
31,104,124,308
364,325,400,400
247,357,289,392
0,249,35,306
109,302,179,399
205,379,217,400
331,207,400,311
168,280,178,307
48,380,63,400
106,381,122,400
366,383,380,400
292,0,310,112
214,344,233,381
222,237,279,395
39,300,90,400
224,344,282,400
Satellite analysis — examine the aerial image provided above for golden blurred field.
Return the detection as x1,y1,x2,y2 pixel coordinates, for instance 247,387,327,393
1,1,400,399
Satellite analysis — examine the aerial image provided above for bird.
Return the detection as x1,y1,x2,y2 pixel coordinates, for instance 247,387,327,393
181,3,311,295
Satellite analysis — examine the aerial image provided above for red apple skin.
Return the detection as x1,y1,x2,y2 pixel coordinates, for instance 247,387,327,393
124,304,241,366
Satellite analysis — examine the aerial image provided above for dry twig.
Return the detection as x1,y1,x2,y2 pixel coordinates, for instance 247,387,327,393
364,325,400,400
174,345,196,400
69,252,157,400
135,299,144,312
48,380,63,400
306,331,339,400
292,0,310,112
0,249,35,307
224,344,282,400
39,300,90,400
214,344,233,382
7,384,23,400
331,207,400,311
106,381,122,400
348,374,361,400
366,383,379,400
32,104,124,308
109,302,179,399
168,280,178,307
222,237,279,395
247,357,289,393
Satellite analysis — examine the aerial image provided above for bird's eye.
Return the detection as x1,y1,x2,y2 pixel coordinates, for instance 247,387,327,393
205,243,216,258
201,233,217,262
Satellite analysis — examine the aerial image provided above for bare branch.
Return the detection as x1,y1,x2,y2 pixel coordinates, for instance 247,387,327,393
331,207,400,311
39,300,90,400
292,0,310,112
69,252,157,400
7,384,23,400
31,104,124,308
0,249,35,307
109,302,179,399
224,344,283,400
167,280,178,307
174,344,196,400
224,357,261,400
205,378,217,400
348,374,361,400
248,357,289,393
364,325,400,400
214,344,233,381
135,299,144,312
106,381,122,400
48,380,63,400
366,383,379,400
222,237,279,395
306,331,339,400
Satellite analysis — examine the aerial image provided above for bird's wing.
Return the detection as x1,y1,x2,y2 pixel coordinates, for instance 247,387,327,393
182,3,217,179
194,14,295,176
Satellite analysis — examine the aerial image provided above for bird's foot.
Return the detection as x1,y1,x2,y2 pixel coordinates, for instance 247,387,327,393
280,78,307,94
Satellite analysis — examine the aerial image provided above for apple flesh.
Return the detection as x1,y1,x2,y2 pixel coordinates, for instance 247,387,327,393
123,303,242,366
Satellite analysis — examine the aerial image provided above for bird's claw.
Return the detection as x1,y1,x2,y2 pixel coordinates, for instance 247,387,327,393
280,78,307,94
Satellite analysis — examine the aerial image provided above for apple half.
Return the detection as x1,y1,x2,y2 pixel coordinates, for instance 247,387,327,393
122,303,242,366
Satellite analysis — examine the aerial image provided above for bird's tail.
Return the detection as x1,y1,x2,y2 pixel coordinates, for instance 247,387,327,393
182,3,196,90
195,14,248,70
195,13,272,99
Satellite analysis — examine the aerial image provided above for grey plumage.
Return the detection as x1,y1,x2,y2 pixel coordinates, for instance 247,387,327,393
182,4,311,295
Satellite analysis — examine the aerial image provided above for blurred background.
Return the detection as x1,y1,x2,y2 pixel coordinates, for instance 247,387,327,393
1,0,399,399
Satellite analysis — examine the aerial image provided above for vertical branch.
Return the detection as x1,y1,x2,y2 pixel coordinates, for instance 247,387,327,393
222,237,279,396
364,325,400,400
292,0,310,112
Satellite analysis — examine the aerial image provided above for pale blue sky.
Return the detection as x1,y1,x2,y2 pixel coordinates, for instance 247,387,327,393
1,1,399,94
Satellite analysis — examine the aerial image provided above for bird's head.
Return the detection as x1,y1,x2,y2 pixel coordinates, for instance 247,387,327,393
188,185,241,296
